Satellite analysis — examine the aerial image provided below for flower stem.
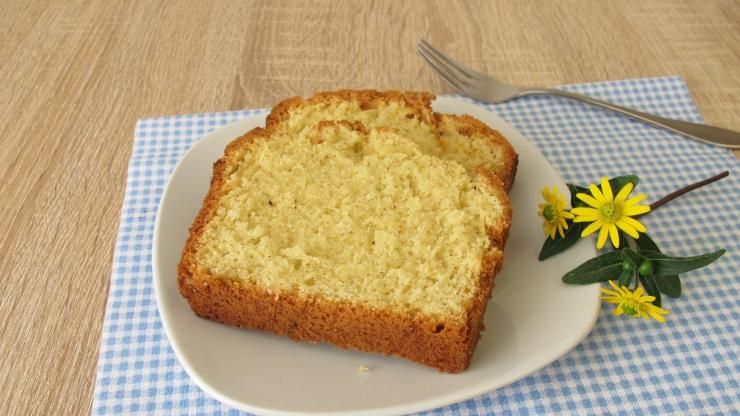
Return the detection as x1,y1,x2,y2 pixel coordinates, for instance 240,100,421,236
649,171,729,211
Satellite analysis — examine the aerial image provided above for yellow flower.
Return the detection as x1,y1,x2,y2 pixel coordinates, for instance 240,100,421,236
600,280,669,323
571,177,651,249
538,186,574,239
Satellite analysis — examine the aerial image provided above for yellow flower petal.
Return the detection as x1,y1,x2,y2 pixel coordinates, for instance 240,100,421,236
600,296,622,305
624,193,648,207
646,307,668,323
616,219,639,238
571,206,598,215
561,210,574,219
623,205,651,216
647,304,669,315
600,289,620,297
614,182,634,203
633,287,644,297
608,224,620,248
581,220,603,237
601,177,613,202
620,216,647,233
571,206,599,220
589,184,606,203
576,193,602,208
596,226,609,249
651,314,666,323
609,280,629,298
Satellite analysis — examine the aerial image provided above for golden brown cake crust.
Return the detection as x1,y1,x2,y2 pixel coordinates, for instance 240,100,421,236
178,249,504,373
177,92,514,373
266,90,437,128
441,114,519,191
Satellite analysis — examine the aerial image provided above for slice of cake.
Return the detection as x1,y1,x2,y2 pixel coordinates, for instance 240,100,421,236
267,90,518,191
178,119,512,372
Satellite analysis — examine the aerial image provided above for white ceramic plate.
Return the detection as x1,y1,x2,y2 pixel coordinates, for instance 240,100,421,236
153,97,600,416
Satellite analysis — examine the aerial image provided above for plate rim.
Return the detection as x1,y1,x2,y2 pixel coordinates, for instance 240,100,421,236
152,96,600,415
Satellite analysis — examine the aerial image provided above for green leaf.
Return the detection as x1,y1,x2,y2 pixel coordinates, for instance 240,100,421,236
654,275,681,298
621,248,643,268
539,222,586,260
640,274,662,307
567,183,589,208
634,233,660,252
563,251,623,284
608,175,639,193
617,269,633,287
634,234,681,297
641,249,726,276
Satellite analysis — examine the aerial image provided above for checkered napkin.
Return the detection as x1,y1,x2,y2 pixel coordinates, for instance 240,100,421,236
93,76,739,415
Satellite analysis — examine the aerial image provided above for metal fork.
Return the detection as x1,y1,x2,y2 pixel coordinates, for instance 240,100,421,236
417,39,739,149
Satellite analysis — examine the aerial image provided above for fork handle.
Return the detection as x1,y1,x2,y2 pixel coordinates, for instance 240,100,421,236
520,88,740,149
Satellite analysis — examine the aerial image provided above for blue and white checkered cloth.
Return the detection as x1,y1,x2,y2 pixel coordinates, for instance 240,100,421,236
93,76,739,415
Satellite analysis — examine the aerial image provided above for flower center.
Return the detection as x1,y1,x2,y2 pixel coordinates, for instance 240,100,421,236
543,205,557,222
600,202,620,223
622,301,639,317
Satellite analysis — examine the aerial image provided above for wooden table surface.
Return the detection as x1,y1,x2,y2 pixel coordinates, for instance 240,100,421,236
2,1,738,414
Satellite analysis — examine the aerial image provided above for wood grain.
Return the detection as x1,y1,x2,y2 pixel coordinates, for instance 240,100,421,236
1,0,738,414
